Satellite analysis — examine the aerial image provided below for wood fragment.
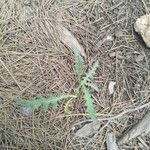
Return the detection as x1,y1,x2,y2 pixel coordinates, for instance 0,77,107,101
106,133,119,150
118,111,150,145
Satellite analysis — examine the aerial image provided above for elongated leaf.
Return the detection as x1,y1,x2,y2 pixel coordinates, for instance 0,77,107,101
84,82,99,92
57,24,86,58
71,47,84,82
82,61,99,84
16,94,76,111
82,85,96,120
75,53,84,81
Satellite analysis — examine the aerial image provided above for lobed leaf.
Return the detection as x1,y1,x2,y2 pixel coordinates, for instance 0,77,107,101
82,60,99,84
16,94,76,111
84,82,99,92
82,85,96,120
75,53,84,81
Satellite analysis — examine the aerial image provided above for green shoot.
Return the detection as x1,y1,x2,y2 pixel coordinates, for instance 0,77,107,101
82,60,99,85
72,48,84,82
15,47,99,121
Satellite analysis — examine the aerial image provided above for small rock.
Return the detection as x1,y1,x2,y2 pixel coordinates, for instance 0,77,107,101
134,14,150,48
115,30,123,38
108,81,116,95
106,35,114,41
20,106,33,116
109,51,123,59
73,122,101,138
135,54,144,62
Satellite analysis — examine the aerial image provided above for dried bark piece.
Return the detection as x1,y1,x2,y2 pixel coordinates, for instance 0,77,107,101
119,111,150,145
106,133,119,150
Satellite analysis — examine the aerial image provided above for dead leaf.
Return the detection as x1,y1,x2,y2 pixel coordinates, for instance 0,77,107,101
56,25,86,58
108,81,116,95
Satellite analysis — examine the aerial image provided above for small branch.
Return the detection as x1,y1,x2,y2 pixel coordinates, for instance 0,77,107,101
72,101,150,126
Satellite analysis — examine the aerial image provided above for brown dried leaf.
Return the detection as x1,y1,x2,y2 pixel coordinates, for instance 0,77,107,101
56,25,86,58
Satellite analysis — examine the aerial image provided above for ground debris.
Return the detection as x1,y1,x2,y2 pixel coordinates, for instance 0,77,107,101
106,133,119,150
72,121,101,138
109,51,123,59
56,24,86,58
108,81,116,95
118,111,150,145
135,54,144,62
20,106,33,116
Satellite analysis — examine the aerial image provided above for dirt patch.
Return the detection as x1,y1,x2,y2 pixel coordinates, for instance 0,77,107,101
0,0,150,149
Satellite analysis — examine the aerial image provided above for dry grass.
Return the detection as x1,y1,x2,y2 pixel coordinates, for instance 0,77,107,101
0,0,150,149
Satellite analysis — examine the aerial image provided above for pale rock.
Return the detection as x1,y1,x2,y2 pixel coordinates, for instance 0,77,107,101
135,54,144,62
108,81,116,95
134,14,150,48
20,106,33,116
73,122,101,138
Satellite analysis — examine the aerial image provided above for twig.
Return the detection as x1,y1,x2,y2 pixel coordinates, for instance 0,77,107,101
72,101,150,126
141,0,149,14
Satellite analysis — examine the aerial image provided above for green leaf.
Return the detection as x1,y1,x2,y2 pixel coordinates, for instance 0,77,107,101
82,85,96,120
72,48,84,82
84,82,99,92
75,54,84,81
15,94,76,111
82,61,99,84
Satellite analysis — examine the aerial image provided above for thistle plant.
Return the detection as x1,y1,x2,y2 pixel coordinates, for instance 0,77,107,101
16,48,99,120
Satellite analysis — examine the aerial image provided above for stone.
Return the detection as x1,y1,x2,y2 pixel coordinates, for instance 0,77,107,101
134,14,150,48
109,51,123,59
20,106,33,116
